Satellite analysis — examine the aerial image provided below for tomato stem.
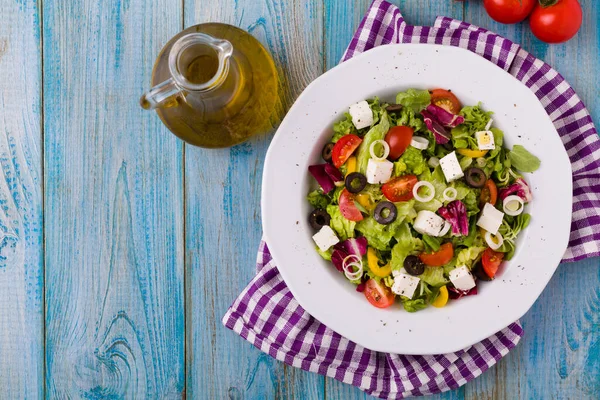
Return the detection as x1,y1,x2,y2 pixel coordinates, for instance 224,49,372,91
538,0,559,7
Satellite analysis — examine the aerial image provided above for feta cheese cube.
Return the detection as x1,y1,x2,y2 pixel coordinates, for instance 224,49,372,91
392,273,420,299
366,159,393,184
413,210,445,236
476,203,505,235
348,100,374,129
439,151,464,183
312,225,339,252
476,130,495,150
449,266,476,291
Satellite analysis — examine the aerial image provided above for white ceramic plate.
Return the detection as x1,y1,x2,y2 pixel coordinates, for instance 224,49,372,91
262,44,572,354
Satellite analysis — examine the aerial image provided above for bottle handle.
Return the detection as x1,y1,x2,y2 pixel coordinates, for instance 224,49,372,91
139,78,181,110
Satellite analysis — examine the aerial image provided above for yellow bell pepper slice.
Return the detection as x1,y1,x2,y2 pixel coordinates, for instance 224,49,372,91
356,193,375,211
432,286,449,308
457,148,489,158
345,156,357,177
367,247,392,278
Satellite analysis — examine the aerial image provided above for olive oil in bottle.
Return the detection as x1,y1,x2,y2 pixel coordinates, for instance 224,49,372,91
141,23,280,148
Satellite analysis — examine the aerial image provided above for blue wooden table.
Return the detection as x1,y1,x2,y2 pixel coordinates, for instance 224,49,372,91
1,0,599,398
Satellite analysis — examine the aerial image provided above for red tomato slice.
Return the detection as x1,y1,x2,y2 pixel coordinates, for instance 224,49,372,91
430,89,461,115
381,175,418,202
364,279,395,308
339,188,364,222
419,243,454,267
482,248,504,279
385,126,414,160
332,134,362,168
480,179,498,207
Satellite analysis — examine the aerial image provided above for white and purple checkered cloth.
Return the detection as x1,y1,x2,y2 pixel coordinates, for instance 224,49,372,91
223,1,600,398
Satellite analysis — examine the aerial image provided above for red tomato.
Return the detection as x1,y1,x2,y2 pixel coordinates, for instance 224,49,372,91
429,89,461,114
332,134,362,168
381,175,418,202
338,188,364,222
483,0,535,24
480,179,498,207
419,243,454,267
530,0,582,44
482,248,504,279
385,126,414,160
364,279,395,308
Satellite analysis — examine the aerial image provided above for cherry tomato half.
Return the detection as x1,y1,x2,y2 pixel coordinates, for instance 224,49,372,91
483,0,535,24
482,248,504,279
332,134,362,168
430,89,461,115
339,188,364,222
381,175,418,202
530,0,582,44
419,243,454,267
480,179,498,207
364,279,395,308
385,126,414,160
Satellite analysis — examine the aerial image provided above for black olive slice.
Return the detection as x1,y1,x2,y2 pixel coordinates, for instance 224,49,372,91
374,201,397,225
345,172,367,194
403,255,425,276
385,104,403,113
309,209,331,230
322,143,335,162
465,167,487,188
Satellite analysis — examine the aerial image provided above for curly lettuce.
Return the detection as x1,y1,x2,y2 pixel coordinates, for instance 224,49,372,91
395,89,431,113
326,205,355,240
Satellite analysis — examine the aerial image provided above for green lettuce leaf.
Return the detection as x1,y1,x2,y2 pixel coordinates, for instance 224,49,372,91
403,298,428,313
331,113,357,143
396,146,428,176
307,190,331,209
509,145,541,173
356,112,391,174
390,222,422,270
419,266,448,287
316,247,332,261
395,89,431,113
326,205,355,240
456,246,485,269
355,201,415,251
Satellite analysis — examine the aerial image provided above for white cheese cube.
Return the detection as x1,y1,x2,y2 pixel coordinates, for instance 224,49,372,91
392,273,420,299
366,159,393,184
348,100,374,129
439,151,464,183
476,131,495,150
413,210,445,236
312,225,339,252
476,203,505,235
449,266,476,291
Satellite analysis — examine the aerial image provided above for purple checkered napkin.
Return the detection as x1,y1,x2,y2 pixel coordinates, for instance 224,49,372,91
223,1,600,398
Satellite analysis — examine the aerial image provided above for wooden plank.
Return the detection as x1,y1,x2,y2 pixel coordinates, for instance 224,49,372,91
463,2,600,399
43,0,185,397
183,0,325,398
0,0,44,397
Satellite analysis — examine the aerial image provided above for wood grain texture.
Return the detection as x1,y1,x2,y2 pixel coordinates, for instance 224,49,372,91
43,0,185,397
183,0,325,398
0,0,44,397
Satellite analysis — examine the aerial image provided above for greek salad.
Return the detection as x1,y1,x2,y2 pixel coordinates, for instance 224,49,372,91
307,89,540,312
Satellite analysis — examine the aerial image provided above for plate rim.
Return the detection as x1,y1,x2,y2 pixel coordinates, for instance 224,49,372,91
261,43,572,354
